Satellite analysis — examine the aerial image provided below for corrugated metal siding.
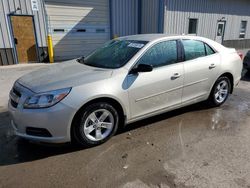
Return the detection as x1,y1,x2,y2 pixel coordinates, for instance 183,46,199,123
45,0,110,61
111,0,138,37
0,0,47,49
141,0,159,34
0,49,14,65
164,0,250,41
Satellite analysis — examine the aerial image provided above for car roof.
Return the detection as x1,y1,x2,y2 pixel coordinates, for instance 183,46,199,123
118,34,180,42
118,34,227,52
118,34,214,43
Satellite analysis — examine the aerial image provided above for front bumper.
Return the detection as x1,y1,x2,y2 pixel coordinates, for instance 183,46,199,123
8,101,75,143
8,82,76,143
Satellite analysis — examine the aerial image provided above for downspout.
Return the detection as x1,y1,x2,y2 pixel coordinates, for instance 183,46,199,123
42,0,49,37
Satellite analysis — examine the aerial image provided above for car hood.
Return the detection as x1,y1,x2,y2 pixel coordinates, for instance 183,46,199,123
17,60,113,93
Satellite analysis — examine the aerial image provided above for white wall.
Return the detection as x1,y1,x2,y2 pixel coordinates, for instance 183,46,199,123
164,0,250,41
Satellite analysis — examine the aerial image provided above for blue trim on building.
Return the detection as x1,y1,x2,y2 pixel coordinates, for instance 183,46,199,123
138,0,142,34
109,0,113,39
158,0,165,33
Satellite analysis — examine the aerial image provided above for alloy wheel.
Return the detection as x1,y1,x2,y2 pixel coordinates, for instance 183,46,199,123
81,109,114,141
214,80,229,103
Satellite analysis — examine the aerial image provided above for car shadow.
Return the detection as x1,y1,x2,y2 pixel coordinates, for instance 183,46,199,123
122,101,210,133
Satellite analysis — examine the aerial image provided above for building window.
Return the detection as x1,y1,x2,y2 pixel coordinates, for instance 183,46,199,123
53,29,65,33
217,23,224,36
188,19,198,34
76,29,86,32
96,28,105,33
239,21,247,39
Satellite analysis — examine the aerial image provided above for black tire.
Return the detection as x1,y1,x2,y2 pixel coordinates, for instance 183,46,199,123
208,76,231,107
72,102,119,147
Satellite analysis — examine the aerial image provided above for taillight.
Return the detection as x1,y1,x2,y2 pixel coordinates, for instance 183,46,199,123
237,51,244,60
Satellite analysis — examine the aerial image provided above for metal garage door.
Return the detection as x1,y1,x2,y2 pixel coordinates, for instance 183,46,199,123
45,0,110,61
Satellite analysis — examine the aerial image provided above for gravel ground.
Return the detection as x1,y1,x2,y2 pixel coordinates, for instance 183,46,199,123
0,64,250,188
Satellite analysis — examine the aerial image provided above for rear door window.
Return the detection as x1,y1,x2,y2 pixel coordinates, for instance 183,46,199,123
182,40,206,61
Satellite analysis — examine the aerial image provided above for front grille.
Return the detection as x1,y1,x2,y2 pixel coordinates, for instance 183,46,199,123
26,127,52,137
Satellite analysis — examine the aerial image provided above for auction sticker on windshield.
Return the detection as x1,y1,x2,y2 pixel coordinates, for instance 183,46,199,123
128,43,145,48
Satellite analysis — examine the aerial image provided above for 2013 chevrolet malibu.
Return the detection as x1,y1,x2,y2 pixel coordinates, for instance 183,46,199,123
8,34,242,147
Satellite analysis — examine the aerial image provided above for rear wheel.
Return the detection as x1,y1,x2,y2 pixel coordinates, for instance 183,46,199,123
208,76,231,107
72,102,119,147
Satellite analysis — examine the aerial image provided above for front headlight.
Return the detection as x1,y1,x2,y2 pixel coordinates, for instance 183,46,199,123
23,88,71,109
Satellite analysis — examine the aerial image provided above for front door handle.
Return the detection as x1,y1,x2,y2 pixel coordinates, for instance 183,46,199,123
171,73,181,80
209,64,216,69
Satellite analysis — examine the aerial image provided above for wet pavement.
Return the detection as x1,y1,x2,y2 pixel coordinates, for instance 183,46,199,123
0,65,250,188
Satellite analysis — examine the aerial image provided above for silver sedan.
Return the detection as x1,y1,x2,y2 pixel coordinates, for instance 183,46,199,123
8,34,243,147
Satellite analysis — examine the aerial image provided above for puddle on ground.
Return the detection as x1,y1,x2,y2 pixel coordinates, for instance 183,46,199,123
210,109,230,130
208,100,249,131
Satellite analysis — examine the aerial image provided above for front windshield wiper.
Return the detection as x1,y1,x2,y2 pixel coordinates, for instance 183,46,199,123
83,62,110,69
76,56,85,63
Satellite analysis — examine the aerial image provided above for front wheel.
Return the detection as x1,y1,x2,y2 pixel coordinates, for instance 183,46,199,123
72,102,119,147
208,77,231,107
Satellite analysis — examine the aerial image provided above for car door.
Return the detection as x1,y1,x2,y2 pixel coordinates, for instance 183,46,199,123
127,40,184,119
181,39,220,103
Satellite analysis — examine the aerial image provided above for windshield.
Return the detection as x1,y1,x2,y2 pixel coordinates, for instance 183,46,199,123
82,40,148,69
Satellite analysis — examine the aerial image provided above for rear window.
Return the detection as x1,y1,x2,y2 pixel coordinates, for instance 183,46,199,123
205,44,215,56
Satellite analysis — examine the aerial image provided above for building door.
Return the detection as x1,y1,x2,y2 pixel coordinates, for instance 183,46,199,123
10,15,38,63
215,21,226,44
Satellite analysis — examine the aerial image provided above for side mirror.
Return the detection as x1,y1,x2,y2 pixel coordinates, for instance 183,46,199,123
129,64,153,74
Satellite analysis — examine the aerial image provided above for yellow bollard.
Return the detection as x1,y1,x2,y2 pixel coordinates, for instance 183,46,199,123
47,35,54,63
113,34,119,39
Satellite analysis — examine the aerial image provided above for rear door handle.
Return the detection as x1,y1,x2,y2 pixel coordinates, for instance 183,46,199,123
171,73,181,80
209,64,216,69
